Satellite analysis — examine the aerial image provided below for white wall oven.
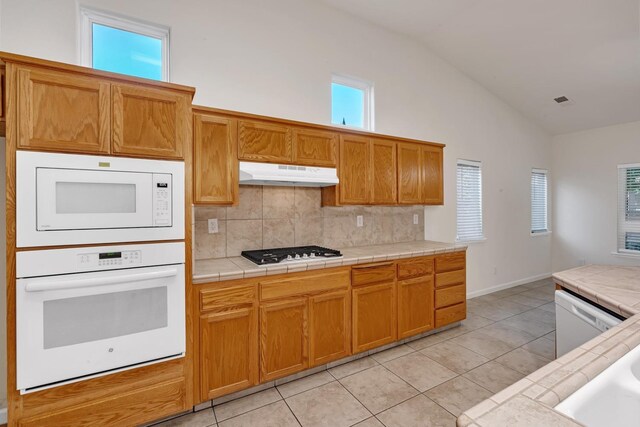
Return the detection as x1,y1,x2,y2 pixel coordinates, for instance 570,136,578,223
16,242,185,393
16,151,184,247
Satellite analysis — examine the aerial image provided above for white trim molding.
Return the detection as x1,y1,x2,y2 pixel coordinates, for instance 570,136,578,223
331,73,374,131
466,272,552,299
79,5,170,81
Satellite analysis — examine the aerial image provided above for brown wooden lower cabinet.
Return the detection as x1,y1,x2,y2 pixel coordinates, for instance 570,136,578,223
195,251,466,405
199,307,258,400
19,378,186,427
309,290,351,366
352,281,397,353
397,275,435,339
259,298,309,382
435,301,467,328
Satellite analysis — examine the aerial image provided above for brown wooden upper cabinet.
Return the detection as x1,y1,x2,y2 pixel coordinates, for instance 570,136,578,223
398,142,444,205
292,127,338,167
338,135,371,204
10,61,193,159
112,83,189,159
371,139,397,204
237,119,339,167
238,119,292,163
193,112,238,205
15,65,111,153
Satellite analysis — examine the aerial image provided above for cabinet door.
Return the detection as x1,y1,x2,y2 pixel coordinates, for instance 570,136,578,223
238,120,292,163
193,113,238,204
371,139,397,204
397,276,434,339
422,145,443,204
309,290,350,366
352,282,397,353
112,83,189,159
260,298,308,381
200,307,258,400
292,128,338,167
16,66,110,153
397,143,422,204
339,135,371,204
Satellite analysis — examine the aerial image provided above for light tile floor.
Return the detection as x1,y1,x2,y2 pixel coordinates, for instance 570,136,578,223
152,278,557,427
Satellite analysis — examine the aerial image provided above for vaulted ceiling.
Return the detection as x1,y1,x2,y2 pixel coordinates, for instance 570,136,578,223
320,0,640,134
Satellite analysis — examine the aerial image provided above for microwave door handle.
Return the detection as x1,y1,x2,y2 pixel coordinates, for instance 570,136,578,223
24,267,179,292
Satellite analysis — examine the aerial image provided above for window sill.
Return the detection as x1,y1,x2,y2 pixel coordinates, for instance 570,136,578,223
531,231,552,237
456,237,487,245
611,251,640,259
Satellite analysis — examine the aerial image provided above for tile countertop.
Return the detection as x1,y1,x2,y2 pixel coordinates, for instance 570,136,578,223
193,240,467,284
458,264,640,427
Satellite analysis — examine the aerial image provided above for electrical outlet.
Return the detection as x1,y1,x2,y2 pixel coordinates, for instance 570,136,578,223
208,218,219,234
578,259,586,266
493,267,498,275
413,214,419,225
356,215,364,227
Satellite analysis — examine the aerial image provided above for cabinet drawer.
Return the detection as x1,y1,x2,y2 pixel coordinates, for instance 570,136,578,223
435,269,466,288
200,284,256,312
397,257,433,280
435,284,466,309
435,252,466,273
435,302,466,328
261,269,350,300
352,262,396,286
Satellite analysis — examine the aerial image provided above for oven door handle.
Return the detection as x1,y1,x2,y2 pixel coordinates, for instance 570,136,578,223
24,267,179,292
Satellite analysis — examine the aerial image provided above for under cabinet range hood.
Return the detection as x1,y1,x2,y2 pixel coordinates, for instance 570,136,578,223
239,161,339,187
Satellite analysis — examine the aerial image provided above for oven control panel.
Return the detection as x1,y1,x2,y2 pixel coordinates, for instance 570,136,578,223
78,250,142,268
153,173,172,227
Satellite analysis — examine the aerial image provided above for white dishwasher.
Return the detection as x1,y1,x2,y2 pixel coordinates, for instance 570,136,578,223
555,290,622,357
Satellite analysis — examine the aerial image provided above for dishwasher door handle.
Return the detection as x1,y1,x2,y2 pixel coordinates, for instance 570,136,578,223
571,304,599,328
24,267,179,292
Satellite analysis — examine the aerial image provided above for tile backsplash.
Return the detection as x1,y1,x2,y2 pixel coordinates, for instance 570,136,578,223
193,186,425,260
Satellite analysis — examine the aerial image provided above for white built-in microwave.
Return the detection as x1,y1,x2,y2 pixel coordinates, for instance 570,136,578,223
16,151,185,247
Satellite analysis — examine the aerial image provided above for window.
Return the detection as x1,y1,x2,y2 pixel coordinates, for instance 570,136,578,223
457,159,484,242
80,7,169,81
618,164,640,254
531,169,549,234
331,74,373,130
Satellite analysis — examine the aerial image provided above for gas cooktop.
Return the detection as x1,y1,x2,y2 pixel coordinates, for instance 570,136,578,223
241,245,343,266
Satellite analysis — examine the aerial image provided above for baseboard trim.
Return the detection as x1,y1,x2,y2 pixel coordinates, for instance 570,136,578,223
466,272,552,299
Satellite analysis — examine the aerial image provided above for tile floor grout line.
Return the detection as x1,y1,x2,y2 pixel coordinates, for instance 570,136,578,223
275,385,304,427
213,387,283,424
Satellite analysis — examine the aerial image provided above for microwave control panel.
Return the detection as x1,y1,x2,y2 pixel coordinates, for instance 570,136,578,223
78,250,142,268
153,173,172,227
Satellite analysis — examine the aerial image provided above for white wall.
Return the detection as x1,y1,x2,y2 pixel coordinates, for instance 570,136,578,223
0,0,553,404
0,2,551,292
552,120,640,272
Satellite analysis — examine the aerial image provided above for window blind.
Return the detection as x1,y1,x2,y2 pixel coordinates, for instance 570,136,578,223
531,169,548,233
618,164,640,253
457,160,484,241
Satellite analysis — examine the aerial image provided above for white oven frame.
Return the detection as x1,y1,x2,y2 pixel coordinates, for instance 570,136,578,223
16,150,184,247
16,243,186,393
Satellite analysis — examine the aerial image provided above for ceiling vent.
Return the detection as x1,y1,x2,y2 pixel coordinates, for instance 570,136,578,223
554,96,574,106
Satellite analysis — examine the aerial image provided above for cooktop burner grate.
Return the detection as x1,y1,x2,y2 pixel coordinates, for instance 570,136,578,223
241,245,342,266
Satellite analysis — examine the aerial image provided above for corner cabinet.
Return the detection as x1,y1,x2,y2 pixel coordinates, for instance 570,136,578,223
7,62,194,159
193,112,238,204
